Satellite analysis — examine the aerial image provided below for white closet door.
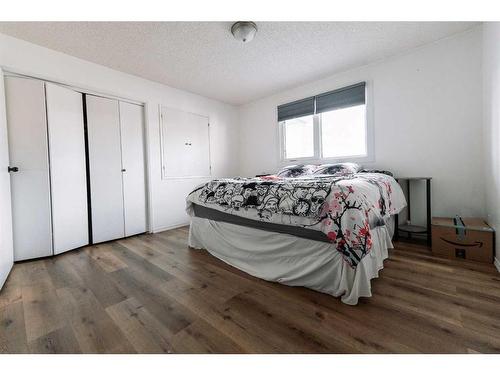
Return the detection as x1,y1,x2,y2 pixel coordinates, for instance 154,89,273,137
86,95,125,243
119,101,147,236
4,77,53,261
45,83,88,254
0,69,14,289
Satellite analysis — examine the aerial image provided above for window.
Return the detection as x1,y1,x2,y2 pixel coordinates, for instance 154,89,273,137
278,82,370,163
283,115,315,159
321,104,366,158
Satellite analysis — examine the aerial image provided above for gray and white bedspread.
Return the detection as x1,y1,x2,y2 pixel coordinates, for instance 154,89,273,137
186,173,406,268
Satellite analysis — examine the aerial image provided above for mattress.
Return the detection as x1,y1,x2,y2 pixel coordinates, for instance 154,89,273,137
192,203,389,243
192,203,329,242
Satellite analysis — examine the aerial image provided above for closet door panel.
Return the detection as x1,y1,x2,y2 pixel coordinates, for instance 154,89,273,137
4,77,53,261
86,95,125,243
45,83,88,254
0,70,14,289
119,102,147,236
161,107,210,178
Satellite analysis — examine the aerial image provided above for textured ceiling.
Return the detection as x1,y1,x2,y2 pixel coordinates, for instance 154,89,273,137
0,22,478,105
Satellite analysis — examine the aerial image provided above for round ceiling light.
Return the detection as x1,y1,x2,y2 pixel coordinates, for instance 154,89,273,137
231,21,257,43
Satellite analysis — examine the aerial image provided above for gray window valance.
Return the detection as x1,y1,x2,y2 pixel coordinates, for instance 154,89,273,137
277,97,315,122
277,82,366,122
315,82,365,114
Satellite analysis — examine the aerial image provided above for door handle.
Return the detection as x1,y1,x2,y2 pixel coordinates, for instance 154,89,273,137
7,166,19,173
121,169,126,172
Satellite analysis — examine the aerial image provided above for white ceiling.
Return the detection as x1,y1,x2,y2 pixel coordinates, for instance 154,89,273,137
0,22,478,105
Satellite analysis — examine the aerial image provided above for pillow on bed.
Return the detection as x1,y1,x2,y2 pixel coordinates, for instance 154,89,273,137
276,164,318,178
313,162,362,175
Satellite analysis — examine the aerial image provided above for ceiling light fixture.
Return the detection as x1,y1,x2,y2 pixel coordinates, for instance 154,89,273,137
231,21,257,43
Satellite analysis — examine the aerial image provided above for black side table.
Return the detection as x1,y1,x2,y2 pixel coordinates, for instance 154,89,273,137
394,177,432,246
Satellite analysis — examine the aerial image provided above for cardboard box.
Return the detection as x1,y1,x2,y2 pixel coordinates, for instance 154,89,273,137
431,217,494,263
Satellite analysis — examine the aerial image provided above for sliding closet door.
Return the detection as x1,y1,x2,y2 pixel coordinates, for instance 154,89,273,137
45,83,88,254
86,95,125,243
119,101,147,236
4,77,52,261
0,70,14,289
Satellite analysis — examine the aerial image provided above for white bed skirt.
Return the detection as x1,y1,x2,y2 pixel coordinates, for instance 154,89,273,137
188,217,393,305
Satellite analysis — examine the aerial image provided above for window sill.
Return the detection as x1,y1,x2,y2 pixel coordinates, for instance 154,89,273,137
279,154,374,167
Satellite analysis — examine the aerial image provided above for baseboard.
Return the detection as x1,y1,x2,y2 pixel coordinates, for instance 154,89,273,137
152,222,190,234
495,257,500,274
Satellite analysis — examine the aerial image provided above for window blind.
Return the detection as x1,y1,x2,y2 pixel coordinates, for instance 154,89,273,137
277,97,315,122
315,82,366,114
277,82,366,121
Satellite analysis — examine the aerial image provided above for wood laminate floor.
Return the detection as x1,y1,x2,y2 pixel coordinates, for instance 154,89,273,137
1,226,500,353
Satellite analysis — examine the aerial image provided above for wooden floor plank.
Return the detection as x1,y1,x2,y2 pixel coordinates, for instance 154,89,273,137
1,227,499,353
14,261,55,292
0,273,22,310
221,292,353,353
171,318,246,354
56,286,136,353
64,250,128,308
21,284,67,342
105,297,173,354
84,244,128,273
161,277,281,353
28,325,82,354
0,301,29,353
44,254,85,290
109,266,195,336
224,287,414,353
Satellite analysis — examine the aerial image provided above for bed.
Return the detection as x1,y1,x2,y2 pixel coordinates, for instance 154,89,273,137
186,164,406,304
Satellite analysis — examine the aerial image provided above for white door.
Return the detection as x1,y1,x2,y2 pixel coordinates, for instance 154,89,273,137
161,107,211,178
0,70,14,289
119,101,147,236
4,77,53,261
86,95,125,243
45,83,88,254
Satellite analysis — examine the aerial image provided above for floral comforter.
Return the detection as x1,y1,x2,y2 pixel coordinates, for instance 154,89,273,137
186,173,406,268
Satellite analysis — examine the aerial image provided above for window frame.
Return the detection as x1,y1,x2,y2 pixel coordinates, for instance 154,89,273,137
277,80,374,166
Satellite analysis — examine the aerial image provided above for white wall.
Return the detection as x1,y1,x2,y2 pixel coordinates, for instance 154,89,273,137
483,22,500,267
238,27,485,223
0,33,240,233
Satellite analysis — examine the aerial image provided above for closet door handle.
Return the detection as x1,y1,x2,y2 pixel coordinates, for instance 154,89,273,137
8,166,19,173
121,169,126,172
